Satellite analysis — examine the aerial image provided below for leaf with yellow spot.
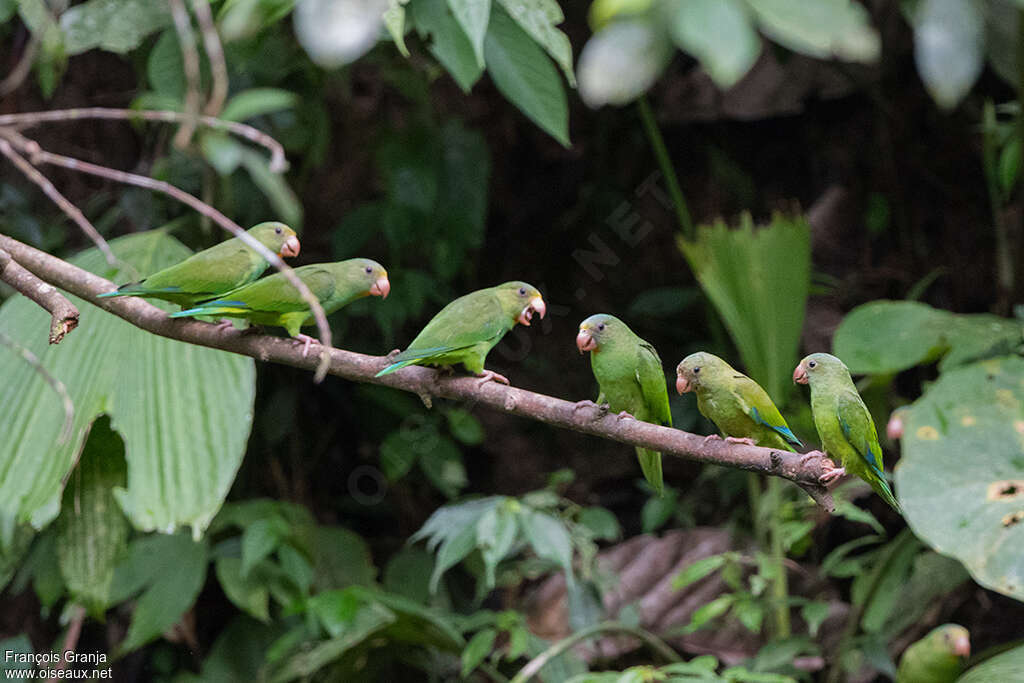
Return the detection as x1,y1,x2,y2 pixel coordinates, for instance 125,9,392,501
896,354,1024,601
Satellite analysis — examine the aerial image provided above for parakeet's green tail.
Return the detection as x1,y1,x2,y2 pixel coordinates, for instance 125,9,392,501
98,282,173,298
375,346,455,377
374,359,420,377
170,301,248,318
872,476,902,513
636,447,664,497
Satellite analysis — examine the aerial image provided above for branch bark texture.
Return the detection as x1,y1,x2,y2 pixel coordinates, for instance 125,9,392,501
0,234,834,510
0,248,79,344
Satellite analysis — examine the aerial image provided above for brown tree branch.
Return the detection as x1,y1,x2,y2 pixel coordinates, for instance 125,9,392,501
0,36,38,97
0,234,835,510
0,248,79,344
0,108,287,171
0,138,117,266
0,130,333,382
192,0,229,116
169,0,203,149
47,605,85,682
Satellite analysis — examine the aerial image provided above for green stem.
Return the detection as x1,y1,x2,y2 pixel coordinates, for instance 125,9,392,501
766,478,791,639
509,622,680,683
637,96,694,239
747,473,765,549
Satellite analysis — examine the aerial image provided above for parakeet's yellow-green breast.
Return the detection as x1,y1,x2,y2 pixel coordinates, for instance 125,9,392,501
576,314,671,495
676,352,801,452
896,624,970,683
375,281,546,385
171,259,389,356
99,222,300,307
795,352,901,512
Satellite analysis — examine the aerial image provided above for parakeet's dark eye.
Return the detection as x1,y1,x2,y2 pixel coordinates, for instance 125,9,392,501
693,367,700,374
808,360,816,368
365,266,373,273
518,287,527,296
597,323,605,331
275,227,283,234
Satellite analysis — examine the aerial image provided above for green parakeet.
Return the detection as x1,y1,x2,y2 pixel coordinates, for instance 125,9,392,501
99,221,300,307
171,259,390,356
375,281,546,385
675,352,802,451
575,314,671,495
896,624,970,683
794,352,901,512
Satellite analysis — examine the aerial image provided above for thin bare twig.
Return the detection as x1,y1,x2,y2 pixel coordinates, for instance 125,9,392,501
0,234,836,509
0,36,39,97
0,332,74,445
169,0,203,149
46,605,86,682
192,0,229,116
0,108,287,172
1,131,333,381
0,138,117,266
0,247,79,344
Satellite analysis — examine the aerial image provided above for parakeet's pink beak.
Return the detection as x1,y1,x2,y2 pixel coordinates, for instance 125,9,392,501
576,329,597,353
793,364,808,385
886,412,904,440
518,296,546,326
280,236,301,258
370,276,390,299
676,375,691,394
952,634,971,658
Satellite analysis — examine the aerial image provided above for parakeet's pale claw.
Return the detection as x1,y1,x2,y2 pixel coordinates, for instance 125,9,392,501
386,348,402,360
293,333,316,358
724,436,757,445
702,433,723,445
214,319,236,333
572,400,608,421
798,450,826,467
475,369,509,386
818,460,846,486
615,410,636,421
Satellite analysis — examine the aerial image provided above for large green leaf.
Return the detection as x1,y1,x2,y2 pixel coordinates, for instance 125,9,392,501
0,231,256,541
677,213,810,403
60,0,172,55
833,301,1023,375
667,0,761,89
111,533,209,655
745,0,880,63
484,5,569,147
957,643,1024,682
409,0,484,92
896,355,1024,601
448,0,490,66
56,417,130,618
496,0,576,85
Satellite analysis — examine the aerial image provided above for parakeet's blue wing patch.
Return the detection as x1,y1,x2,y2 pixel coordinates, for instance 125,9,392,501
751,406,802,448
838,407,885,480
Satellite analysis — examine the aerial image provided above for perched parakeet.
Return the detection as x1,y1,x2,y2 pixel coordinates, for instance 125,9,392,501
575,314,671,495
375,281,546,385
675,352,801,451
794,352,901,512
171,259,390,356
99,222,300,307
896,624,970,683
